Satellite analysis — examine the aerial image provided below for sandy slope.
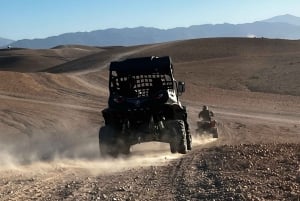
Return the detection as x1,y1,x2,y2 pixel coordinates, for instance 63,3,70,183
0,38,299,200
0,46,103,72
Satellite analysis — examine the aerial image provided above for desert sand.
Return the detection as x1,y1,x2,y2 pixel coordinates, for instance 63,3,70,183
0,38,299,200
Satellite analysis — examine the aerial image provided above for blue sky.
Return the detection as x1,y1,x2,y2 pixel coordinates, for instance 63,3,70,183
1,0,300,40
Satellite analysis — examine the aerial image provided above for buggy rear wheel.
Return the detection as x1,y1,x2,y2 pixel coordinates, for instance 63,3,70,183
99,125,119,157
166,120,187,154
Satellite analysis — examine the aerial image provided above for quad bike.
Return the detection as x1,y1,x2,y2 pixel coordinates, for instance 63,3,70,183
196,119,218,138
99,56,192,157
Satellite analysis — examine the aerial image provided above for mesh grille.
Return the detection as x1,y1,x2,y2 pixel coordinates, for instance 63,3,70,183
111,73,173,97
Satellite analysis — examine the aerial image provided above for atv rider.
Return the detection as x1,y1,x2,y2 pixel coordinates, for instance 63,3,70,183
198,105,214,122
197,105,218,138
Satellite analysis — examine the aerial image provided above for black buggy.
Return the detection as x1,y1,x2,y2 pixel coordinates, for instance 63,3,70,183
99,56,192,157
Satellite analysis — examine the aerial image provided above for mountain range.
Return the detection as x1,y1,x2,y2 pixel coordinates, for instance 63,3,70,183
3,14,300,49
0,37,14,47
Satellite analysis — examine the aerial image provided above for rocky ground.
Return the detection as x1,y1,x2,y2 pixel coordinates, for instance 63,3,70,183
0,142,298,201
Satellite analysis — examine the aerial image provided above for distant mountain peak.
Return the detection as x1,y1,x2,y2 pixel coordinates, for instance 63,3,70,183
262,14,300,26
0,37,14,47
278,14,297,17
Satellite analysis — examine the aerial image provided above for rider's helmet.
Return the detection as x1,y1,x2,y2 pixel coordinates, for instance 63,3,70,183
203,105,208,110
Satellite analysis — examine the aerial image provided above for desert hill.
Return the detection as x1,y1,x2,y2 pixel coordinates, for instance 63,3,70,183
0,45,102,72
0,38,299,200
2,38,299,96
128,38,300,96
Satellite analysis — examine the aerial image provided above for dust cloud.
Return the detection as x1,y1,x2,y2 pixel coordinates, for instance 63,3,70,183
0,127,100,166
0,127,215,176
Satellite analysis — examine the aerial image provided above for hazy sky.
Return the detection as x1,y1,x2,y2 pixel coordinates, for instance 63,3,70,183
1,0,300,40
